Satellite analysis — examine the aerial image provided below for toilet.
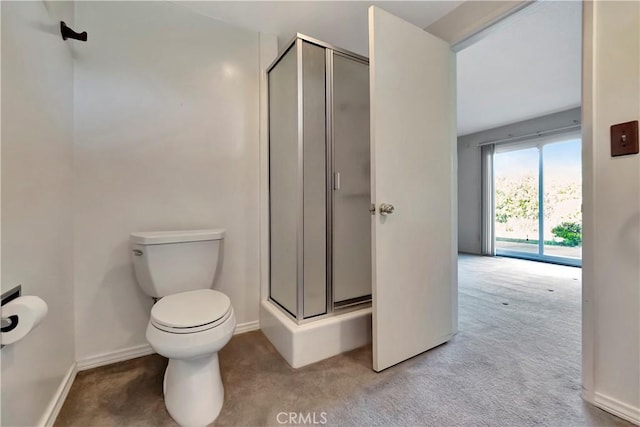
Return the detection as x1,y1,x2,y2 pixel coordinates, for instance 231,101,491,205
130,229,235,427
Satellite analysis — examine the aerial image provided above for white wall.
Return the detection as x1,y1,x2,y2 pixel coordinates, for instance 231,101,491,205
582,1,640,422
73,1,275,361
1,1,75,425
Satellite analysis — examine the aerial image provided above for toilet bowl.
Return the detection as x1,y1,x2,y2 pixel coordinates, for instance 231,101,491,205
147,289,236,427
130,229,233,427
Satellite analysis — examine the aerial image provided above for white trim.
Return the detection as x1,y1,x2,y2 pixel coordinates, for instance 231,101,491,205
38,363,77,427
50,321,259,425
77,343,155,371
593,392,640,425
76,320,260,371
234,320,260,335
580,0,595,402
450,2,533,52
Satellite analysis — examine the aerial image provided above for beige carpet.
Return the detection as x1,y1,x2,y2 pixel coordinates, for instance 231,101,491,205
56,255,632,427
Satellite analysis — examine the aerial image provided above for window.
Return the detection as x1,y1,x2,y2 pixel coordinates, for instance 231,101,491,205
493,135,582,266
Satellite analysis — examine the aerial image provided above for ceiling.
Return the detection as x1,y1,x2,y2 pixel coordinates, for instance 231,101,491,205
456,1,582,136
176,1,461,56
177,1,581,138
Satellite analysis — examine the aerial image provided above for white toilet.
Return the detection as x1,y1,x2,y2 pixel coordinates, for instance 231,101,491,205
130,229,235,427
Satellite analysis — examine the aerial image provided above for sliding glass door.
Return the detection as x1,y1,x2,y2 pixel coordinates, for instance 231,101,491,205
494,136,582,266
494,146,540,255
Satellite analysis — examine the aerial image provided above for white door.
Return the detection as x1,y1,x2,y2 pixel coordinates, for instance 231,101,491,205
369,6,457,372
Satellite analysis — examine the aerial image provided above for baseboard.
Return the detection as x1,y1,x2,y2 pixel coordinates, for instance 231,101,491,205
235,320,260,335
77,343,155,371
593,392,640,425
76,321,260,371
582,388,595,405
38,362,77,427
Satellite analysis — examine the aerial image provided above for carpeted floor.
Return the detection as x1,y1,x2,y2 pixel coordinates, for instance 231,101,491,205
56,255,632,427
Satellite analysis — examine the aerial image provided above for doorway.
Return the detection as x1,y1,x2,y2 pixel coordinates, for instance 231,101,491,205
455,0,585,417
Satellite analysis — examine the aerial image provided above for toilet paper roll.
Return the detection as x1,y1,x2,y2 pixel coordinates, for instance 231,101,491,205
1,296,48,345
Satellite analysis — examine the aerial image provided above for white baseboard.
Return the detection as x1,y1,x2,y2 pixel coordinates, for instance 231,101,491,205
40,321,260,425
76,320,260,371
38,362,77,427
593,392,640,425
234,320,260,335
77,343,155,371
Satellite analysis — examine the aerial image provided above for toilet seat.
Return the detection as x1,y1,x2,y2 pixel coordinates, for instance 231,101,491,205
151,289,232,334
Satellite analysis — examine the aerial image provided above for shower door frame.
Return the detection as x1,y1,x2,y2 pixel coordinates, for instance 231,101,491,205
266,34,371,324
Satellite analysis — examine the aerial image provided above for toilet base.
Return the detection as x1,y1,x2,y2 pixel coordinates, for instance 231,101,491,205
163,353,224,427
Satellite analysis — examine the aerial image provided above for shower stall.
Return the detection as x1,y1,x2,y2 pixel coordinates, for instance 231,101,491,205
261,34,372,366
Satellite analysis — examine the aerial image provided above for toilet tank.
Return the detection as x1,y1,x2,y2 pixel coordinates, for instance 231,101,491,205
130,229,225,298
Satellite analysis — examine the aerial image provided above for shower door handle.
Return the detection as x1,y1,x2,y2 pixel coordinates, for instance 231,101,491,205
379,203,395,215
334,172,341,190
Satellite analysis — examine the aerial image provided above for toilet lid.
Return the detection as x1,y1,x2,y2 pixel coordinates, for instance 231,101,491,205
151,289,231,330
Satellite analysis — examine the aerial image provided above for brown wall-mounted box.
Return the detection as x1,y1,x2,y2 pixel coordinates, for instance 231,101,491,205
610,120,639,157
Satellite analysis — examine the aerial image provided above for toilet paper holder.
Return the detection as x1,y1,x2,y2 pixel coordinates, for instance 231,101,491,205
1,315,18,331
1,285,22,348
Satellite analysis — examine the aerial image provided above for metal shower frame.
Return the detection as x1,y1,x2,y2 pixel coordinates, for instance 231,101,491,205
266,34,370,323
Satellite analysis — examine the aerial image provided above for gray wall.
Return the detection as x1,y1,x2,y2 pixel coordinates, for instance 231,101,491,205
457,107,581,254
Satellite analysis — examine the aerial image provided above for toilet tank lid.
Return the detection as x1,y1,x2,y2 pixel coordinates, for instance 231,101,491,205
130,229,225,245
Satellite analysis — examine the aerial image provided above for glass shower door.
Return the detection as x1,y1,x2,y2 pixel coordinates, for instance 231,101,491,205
268,36,372,320
268,45,299,316
332,52,372,306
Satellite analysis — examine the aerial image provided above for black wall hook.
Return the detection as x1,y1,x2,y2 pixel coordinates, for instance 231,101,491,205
61,21,87,42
